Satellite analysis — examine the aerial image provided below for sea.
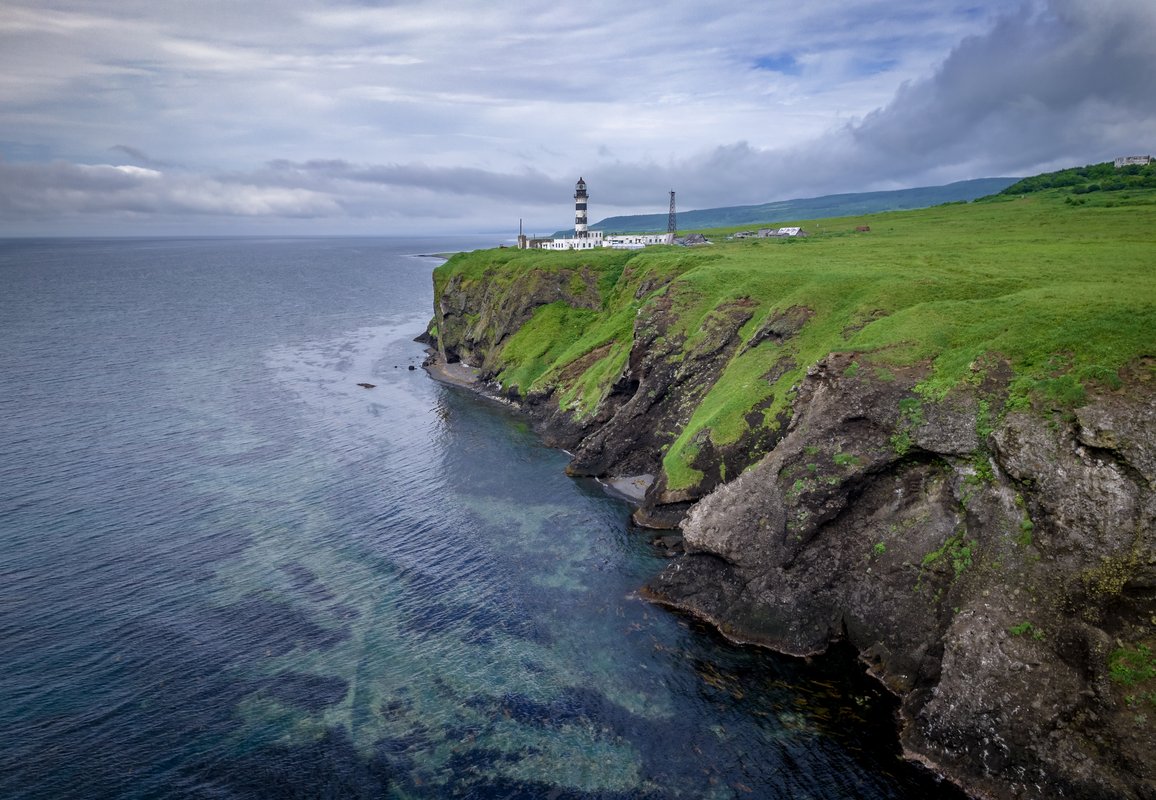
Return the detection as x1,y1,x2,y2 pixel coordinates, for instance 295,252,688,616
0,237,963,799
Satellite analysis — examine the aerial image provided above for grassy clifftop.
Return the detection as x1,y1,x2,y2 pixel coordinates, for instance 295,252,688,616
433,188,1156,492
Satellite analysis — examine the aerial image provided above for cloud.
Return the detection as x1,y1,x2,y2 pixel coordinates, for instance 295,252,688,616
0,156,577,235
0,0,1153,235
0,160,341,219
109,145,177,169
0,0,995,172
259,160,567,202
583,0,1156,210
837,0,1156,178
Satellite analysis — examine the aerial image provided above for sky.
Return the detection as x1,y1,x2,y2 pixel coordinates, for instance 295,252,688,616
1,0,1153,237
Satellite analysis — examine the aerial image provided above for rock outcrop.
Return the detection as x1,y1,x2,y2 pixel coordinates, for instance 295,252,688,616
647,355,1155,799
427,249,1155,799
429,253,793,527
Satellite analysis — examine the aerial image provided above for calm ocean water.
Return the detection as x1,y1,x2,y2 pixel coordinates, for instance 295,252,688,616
0,237,961,799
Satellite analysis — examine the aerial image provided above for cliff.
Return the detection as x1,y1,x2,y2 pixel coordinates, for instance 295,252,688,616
425,194,1155,798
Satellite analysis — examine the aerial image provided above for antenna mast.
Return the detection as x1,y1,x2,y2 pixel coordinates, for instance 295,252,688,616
667,190,677,242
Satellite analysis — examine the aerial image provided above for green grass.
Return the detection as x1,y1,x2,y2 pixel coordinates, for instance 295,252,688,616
494,301,600,392
1111,644,1156,686
921,533,976,579
432,246,638,309
1009,621,1046,641
436,189,1156,492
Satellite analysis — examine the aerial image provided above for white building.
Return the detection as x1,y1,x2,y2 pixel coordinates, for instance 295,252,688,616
521,178,673,250
604,233,674,250
538,229,605,250
1114,155,1152,168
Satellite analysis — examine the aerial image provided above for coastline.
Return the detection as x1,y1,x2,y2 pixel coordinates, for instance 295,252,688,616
424,236,1156,797
421,351,657,508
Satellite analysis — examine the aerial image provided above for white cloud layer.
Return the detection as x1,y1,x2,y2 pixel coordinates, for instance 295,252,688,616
0,0,1152,235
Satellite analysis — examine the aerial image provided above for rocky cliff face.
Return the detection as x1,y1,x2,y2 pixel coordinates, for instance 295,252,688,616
648,355,1154,799
431,254,795,526
428,254,1155,799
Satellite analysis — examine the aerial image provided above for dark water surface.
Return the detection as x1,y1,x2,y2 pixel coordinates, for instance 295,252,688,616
0,238,961,799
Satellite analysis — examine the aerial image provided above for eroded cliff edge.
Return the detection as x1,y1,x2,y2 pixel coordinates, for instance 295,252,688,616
424,236,1155,799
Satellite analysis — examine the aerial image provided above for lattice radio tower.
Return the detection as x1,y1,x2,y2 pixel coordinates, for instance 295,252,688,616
667,190,677,239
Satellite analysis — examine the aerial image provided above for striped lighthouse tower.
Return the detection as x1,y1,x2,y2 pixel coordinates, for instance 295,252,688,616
574,177,588,238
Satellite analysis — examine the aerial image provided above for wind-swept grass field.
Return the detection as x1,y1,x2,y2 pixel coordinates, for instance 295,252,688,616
435,186,1156,490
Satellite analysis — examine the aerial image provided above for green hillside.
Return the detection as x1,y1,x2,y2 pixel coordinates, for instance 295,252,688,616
999,159,1156,197
440,186,1156,491
581,177,1019,234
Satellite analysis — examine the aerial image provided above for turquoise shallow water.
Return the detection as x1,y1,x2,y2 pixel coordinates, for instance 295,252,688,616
0,237,963,799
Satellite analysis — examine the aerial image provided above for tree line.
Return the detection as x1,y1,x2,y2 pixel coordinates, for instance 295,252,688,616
1000,161,1156,195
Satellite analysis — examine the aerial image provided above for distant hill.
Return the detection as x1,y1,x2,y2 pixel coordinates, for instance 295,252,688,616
578,177,1020,234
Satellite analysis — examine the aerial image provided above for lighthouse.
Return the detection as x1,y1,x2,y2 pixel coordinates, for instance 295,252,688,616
574,177,588,237
528,178,604,249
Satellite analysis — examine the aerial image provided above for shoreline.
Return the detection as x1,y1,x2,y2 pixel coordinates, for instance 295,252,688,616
418,349,982,797
422,352,657,508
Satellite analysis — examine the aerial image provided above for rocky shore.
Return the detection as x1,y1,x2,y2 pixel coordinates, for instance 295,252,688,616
423,246,1154,799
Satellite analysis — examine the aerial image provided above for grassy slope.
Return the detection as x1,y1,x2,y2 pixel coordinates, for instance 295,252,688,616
436,189,1156,491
